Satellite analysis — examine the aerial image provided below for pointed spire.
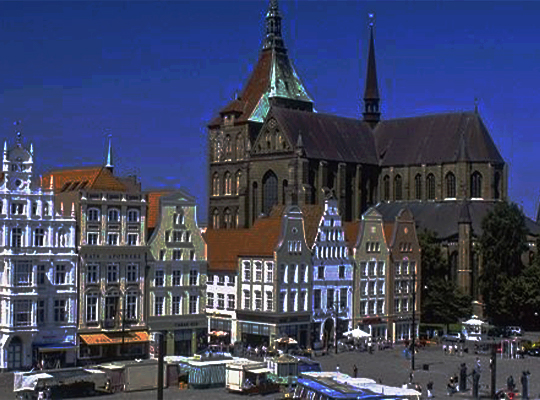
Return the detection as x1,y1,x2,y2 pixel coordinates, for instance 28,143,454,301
363,13,381,128
106,134,114,171
474,97,479,114
30,143,34,155
263,0,285,52
3,140,7,161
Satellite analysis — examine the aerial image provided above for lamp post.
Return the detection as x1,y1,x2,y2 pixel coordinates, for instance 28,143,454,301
411,265,416,372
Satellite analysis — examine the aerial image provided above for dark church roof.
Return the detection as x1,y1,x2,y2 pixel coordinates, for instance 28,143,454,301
269,106,378,164
375,201,540,240
374,112,505,166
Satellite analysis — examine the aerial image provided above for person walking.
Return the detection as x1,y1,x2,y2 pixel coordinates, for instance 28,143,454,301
521,370,529,400
427,381,434,398
353,364,358,378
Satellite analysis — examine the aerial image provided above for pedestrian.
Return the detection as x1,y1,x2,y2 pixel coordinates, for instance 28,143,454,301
353,364,358,378
427,381,434,398
443,344,447,355
521,370,529,400
507,375,515,392
475,357,481,374
409,371,414,384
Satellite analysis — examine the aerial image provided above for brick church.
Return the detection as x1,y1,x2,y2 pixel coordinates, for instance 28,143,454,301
207,0,523,302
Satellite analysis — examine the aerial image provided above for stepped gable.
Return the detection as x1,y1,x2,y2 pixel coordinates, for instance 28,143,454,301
374,112,504,166
269,106,378,164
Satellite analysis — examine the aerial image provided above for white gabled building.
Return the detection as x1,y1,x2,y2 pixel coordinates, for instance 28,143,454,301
311,197,354,348
0,133,77,371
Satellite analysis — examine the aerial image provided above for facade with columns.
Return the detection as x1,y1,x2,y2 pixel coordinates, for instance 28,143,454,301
0,133,77,371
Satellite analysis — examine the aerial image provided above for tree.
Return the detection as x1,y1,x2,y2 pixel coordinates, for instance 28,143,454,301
479,201,528,325
419,230,472,328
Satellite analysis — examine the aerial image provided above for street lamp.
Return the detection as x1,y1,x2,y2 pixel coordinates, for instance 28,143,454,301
411,265,416,371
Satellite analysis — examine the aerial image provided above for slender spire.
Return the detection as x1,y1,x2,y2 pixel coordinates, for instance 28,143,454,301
30,143,34,155
263,0,285,52
3,140,7,161
106,134,114,171
474,97,479,114
363,13,381,128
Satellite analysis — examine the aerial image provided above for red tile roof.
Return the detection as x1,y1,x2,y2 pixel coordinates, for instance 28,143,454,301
383,222,395,246
43,166,129,193
146,190,174,229
205,228,250,272
343,221,360,250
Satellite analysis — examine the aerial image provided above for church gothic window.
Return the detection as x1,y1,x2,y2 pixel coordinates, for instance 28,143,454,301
224,208,232,229
393,175,402,201
383,175,390,201
471,171,482,198
426,174,435,200
445,172,456,198
212,173,220,196
262,171,278,215
224,172,232,195
414,174,422,200
212,209,220,229
224,135,232,161
235,170,242,195
236,134,244,160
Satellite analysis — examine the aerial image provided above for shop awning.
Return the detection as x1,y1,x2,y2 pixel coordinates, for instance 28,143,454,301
80,331,149,345
37,343,77,353
247,367,273,374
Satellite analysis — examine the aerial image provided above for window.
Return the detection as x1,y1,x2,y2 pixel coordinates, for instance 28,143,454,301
15,261,31,286
255,291,262,311
34,229,45,247
11,228,22,248
11,203,24,215
360,262,367,277
107,264,119,283
218,293,225,310
173,231,182,242
361,281,367,296
108,208,120,222
172,270,181,286
32,202,38,215
54,299,67,323
410,261,416,275
395,262,401,276
87,264,99,284
314,289,321,309
339,265,345,279
159,250,166,261
105,295,118,320
126,293,137,319
154,296,164,316
127,234,138,246
174,210,184,225
37,299,46,326
327,289,334,310
172,296,181,315
55,265,66,285
87,208,100,221
154,270,164,287
86,294,98,323
360,301,367,316
14,300,32,326
227,294,235,310
471,171,483,198
223,208,232,228
243,290,250,309
189,295,198,314
172,250,182,260
368,261,376,276
445,172,456,198
224,172,232,195
127,209,139,222
207,293,214,308
43,203,49,216
383,175,390,201
243,262,251,281
317,266,325,280
403,260,409,275
37,265,46,285
127,264,138,283
235,170,242,195
289,290,295,311
426,174,435,200
218,275,225,286
414,174,422,200
248,262,260,283
283,265,288,283
87,233,99,245
212,173,220,196
280,292,286,312
262,170,278,215
394,175,402,201
293,264,298,283
189,250,195,260
107,233,118,245
228,275,235,286
340,288,347,309
189,270,198,286
299,290,306,311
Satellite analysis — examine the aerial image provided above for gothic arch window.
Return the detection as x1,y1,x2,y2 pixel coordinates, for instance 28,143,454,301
212,173,220,197
212,209,220,229
265,131,271,150
393,175,402,201
262,170,278,215
414,174,422,200
471,171,483,198
235,170,242,195
426,174,436,200
445,172,456,198
382,175,390,201
224,135,232,161
282,180,288,205
494,171,501,199
233,208,239,228
252,182,258,223
224,172,232,195
223,208,232,229
236,134,244,160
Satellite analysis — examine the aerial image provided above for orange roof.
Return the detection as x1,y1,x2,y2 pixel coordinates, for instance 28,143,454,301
383,222,395,246
205,228,250,272
80,331,149,345
146,190,173,229
343,221,360,250
43,166,128,193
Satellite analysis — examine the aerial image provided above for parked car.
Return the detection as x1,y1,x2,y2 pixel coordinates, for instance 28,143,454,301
526,348,540,357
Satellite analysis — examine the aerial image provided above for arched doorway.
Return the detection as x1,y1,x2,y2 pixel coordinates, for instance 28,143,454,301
322,318,334,350
7,336,23,370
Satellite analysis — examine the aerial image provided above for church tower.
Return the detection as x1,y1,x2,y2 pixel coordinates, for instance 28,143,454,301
2,131,34,193
363,15,381,128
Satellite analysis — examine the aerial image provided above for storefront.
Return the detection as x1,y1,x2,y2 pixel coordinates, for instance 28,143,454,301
239,322,271,347
33,342,77,369
78,330,149,362
209,318,233,344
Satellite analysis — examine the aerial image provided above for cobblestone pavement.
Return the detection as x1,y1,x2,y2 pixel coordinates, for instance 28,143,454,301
6,339,540,399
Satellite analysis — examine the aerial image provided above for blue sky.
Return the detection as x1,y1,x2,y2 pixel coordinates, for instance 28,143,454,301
1,1,539,223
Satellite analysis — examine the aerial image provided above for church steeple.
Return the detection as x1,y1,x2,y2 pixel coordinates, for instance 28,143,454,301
263,0,285,52
105,135,114,172
363,13,381,128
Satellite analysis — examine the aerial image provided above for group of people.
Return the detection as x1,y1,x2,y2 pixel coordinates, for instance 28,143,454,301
37,386,52,400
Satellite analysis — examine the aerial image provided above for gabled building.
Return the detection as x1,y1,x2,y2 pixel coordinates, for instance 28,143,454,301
43,140,150,363
146,190,207,356
311,197,353,349
0,133,77,371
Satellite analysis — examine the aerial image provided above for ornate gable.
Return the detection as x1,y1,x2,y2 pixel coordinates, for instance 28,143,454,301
251,116,293,156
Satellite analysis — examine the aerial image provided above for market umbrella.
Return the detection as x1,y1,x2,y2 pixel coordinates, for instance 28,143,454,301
343,328,371,339
275,337,298,345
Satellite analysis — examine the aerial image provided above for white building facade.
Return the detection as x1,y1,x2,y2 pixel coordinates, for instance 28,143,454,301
0,134,77,371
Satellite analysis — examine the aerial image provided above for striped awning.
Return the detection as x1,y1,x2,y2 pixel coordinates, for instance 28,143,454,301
80,331,149,345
